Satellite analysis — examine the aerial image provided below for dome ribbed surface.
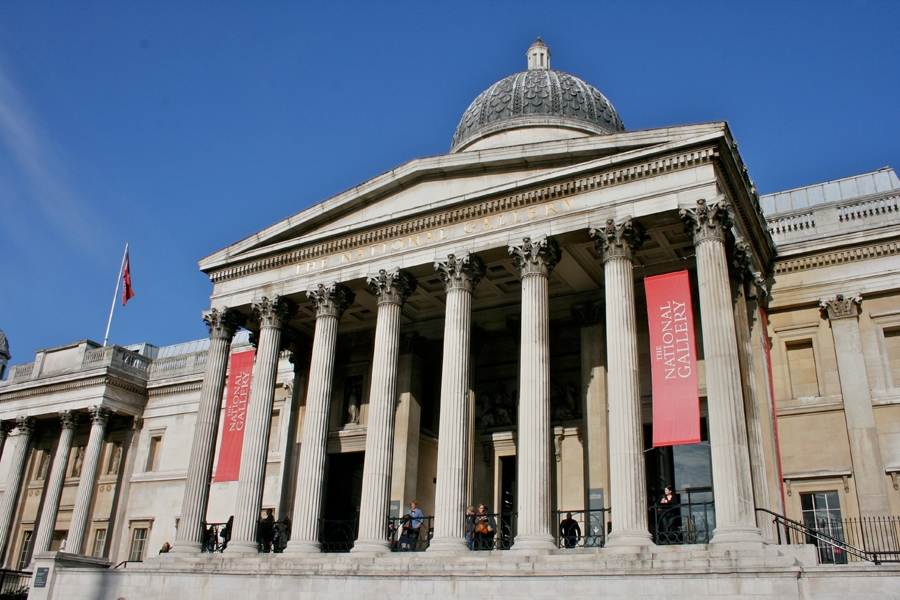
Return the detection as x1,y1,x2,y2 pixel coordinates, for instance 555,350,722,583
0,330,8,359
451,69,625,152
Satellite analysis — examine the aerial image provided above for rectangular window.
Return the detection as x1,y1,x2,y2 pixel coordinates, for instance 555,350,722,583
786,340,819,398
800,491,846,564
92,528,107,558
268,410,281,453
883,327,900,387
129,528,148,562
145,436,162,472
17,531,33,570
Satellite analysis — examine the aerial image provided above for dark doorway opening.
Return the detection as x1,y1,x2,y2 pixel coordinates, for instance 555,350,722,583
498,455,517,547
321,451,364,550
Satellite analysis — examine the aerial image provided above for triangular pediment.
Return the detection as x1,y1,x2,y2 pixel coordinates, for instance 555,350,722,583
199,123,730,274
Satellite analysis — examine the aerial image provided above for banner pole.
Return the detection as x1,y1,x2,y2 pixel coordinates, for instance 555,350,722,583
103,243,129,347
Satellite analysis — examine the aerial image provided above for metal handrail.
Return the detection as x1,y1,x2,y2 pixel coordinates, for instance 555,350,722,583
388,516,433,551
755,508,879,564
552,509,610,548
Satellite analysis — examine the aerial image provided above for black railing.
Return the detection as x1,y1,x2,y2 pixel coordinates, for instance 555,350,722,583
256,519,292,553
552,509,610,549
388,516,433,551
757,508,900,565
318,518,358,553
0,569,31,598
468,512,515,550
201,522,229,553
649,500,715,545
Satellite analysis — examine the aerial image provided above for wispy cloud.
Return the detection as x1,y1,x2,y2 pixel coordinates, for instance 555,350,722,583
0,56,104,257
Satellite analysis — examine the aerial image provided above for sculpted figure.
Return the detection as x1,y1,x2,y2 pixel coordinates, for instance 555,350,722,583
72,446,85,478
108,443,123,475
346,382,361,425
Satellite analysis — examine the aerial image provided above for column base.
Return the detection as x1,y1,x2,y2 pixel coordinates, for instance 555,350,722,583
426,537,470,554
349,539,391,554
282,539,321,555
604,529,655,549
710,525,764,545
222,540,260,555
169,541,203,554
511,535,556,553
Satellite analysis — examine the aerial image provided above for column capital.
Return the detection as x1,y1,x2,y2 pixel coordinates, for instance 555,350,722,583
749,273,771,308
253,296,298,330
15,416,34,435
367,268,417,306
132,416,144,431
728,237,754,283
202,307,247,341
820,293,862,320
89,406,111,427
571,301,604,327
59,410,78,430
434,252,486,293
681,198,733,245
509,236,562,278
0,421,14,437
590,218,645,263
307,282,355,319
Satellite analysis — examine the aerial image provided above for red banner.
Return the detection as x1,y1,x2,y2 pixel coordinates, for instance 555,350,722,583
645,270,700,447
214,349,255,482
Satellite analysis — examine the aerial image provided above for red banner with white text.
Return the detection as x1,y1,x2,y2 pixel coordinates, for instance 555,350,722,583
214,349,255,482
645,270,701,447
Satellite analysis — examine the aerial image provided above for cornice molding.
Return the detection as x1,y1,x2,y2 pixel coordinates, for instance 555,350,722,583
209,146,720,284
774,241,900,275
0,375,147,403
147,382,204,398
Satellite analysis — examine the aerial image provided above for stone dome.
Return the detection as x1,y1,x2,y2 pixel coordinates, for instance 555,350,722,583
0,329,8,360
450,38,625,152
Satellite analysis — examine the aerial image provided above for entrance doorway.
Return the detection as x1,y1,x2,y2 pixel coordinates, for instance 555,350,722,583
321,451,364,550
498,455,516,547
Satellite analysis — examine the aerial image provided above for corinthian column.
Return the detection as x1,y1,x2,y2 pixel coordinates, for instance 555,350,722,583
820,294,891,516
429,253,485,553
173,307,245,553
508,236,561,551
226,296,297,554
0,417,35,562
352,268,417,553
681,198,761,544
66,406,111,554
34,410,78,554
0,421,14,463
591,218,653,548
285,283,355,554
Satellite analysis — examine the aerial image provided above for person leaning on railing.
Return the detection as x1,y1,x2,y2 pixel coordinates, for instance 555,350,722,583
473,504,496,550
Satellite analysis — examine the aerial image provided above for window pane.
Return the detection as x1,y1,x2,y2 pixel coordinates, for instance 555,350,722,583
92,529,107,558
786,340,819,398
884,328,900,386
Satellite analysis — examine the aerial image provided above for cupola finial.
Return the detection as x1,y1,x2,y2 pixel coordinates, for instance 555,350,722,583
527,37,550,70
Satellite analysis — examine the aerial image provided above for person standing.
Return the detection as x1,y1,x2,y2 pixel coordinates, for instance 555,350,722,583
559,512,581,548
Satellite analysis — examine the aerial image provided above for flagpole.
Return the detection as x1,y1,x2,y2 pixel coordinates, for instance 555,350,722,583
103,243,129,347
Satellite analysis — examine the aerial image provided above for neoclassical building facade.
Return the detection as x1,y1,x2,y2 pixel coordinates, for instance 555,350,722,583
1,39,898,598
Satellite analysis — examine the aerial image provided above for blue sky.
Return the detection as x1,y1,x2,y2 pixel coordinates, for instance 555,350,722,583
1,1,898,366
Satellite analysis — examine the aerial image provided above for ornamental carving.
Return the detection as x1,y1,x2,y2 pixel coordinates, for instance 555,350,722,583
729,237,754,283
59,409,77,430
252,296,298,330
132,416,144,431
434,252,486,292
475,383,517,429
508,236,562,278
0,421,14,437
571,301,604,327
16,416,35,435
367,268,417,306
202,307,246,341
590,217,645,262
89,405,111,427
820,294,862,320
307,282,355,319
681,198,734,244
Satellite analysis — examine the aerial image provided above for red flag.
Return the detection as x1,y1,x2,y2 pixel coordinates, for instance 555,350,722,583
645,270,701,447
122,249,135,306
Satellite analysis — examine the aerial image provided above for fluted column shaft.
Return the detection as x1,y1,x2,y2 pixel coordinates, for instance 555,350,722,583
0,418,34,562
0,422,13,463
509,237,561,551
286,284,354,554
429,254,484,552
592,218,652,547
353,269,417,553
34,411,77,554
682,199,761,544
66,406,110,554
173,307,245,553
227,296,296,553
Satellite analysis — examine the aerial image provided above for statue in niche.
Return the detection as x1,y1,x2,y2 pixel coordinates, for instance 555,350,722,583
36,451,50,480
344,377,363,425
551,380,582,421
107,442,123,475
476,383,517,429
71,446,85,478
